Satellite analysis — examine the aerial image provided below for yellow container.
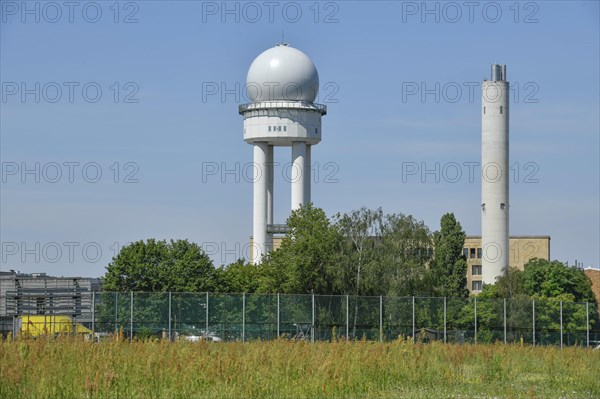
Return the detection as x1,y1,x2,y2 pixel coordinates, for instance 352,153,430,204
18,315,92,337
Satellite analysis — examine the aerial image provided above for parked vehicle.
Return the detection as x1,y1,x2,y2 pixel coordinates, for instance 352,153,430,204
177,331,222,342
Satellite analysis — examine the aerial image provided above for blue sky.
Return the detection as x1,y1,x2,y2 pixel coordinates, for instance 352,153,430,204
1,0,599,277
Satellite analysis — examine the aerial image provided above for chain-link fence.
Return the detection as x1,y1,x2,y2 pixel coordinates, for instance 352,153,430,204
3,291,600,347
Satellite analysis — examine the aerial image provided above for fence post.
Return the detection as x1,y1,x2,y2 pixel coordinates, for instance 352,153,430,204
130,291,133,342
224,294,227,341
115,292,118,334
205,292,209,336
276,293,280,338
379,295,383,342
91,290,95,337
474,297,477,344
560,300,563,348
532,299,536,346
443,297,447,344
168,292,172,341
412,296,415,343
346,294,349,341
311,293,315,343
503,298,507,344
586,302,590,349
242,293,246,343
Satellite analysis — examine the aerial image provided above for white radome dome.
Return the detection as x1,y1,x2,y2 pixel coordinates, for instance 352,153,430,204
246,44,319,103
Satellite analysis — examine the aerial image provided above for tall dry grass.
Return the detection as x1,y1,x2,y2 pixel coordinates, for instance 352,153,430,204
1,336,599,398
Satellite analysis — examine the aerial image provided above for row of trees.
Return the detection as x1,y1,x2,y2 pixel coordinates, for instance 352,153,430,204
229,206,469,298
103,205,595,304
103,205,470,298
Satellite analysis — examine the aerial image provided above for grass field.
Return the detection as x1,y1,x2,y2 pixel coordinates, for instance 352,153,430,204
1,336,599,399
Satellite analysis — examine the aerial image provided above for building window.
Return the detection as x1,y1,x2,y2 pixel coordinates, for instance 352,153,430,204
472,280,483,291
463,248,469,258
315,128,318,133
283,126,287,132
500,106,503,114
470,248,476,259
472,265,482,275
268,126,271,132
278,126,282,132
483,106,486,114
477,248,482,258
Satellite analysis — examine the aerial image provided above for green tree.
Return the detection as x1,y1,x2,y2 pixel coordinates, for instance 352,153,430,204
430,213,468,298
377,213,433,296
522,258,594,302
334,207,383,336
103,239,219,292
218,260,260,293
480,267,526,299
258,204,341,294
480,259,593,303
477,260,596,344
333,207,383,296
